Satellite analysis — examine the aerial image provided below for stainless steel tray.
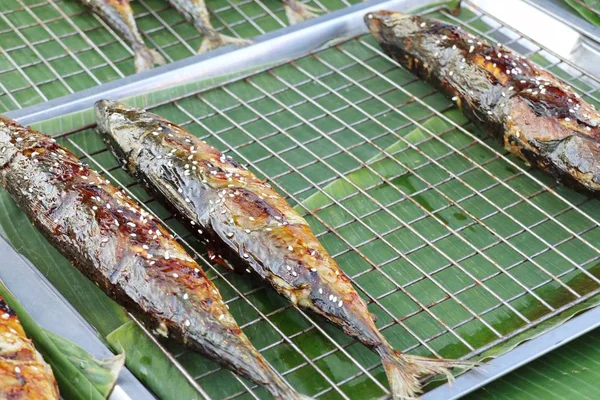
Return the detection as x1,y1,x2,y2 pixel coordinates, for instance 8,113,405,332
2,0,600,399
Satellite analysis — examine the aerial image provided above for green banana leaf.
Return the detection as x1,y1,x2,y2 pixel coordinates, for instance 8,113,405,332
564,0,600,26
0,282,123,399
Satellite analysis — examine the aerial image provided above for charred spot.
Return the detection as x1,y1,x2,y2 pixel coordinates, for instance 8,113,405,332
0,299,16,317
231,187,286,221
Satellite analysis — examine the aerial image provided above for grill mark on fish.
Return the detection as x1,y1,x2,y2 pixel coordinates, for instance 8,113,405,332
96,99,474,399
365,11,600,193
0,115,309,400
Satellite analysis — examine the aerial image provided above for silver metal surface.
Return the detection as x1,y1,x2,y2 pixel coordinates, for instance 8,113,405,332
0,236,155,400
423,304,600,400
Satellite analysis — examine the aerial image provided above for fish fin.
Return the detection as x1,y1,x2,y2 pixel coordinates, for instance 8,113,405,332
198,34,253,54
283,0,321,25
378,348,476,399
134,46,166,73
207,247,236,271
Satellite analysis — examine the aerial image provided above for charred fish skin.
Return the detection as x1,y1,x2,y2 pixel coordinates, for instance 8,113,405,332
165,0,252,53
0,295,59,400
96,99,473,399
365,11,600,193
0,116,309,400
77,0,165,72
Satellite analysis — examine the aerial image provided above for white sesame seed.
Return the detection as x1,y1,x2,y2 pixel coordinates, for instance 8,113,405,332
184,320,191,327
183,293,189,300
565,118,570,121
92,206,98,211
287,245,293,251
173,273,178,278
1,314,8,320
311,268,317,272
452,96,458,101
328,295,334,301
127,222,136,227
165,252,170,260
14,367,20,374
226,232,233,238
286,265,291,271
338,300,343,307
420,22,426,27
469,45,474,53
319,288,323,294
130,233,137,238
249,217,255,221
244,229,251,233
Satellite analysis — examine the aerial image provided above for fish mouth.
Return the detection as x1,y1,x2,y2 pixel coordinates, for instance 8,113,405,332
94,99,117,134
364,10,406,38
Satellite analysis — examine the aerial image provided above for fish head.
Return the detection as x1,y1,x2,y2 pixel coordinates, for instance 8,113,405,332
364,11,428,45
95,99,153,160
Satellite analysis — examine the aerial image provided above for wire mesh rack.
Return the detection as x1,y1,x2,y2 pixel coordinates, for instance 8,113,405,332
0,0,361,114
3,0,600,399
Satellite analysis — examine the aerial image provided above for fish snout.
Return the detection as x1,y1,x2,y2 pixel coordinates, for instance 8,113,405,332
364,10,404,39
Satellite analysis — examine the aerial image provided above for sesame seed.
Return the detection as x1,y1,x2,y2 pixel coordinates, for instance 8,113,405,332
183,293,189,300
311,268,317,272
448,71,454,76
184,320,191,327
197,229,203,234
244,229,251,233
291,271,297,277
165,252,170,260
101,238,109,243
319,288,323,294
565,118,570,121
246,268,251,273
452,96,458,101
338,300,343,307
173,273,178,278
243,253,249,259
14,367,20,374
92,206,98,211
328,295,333,301
469,45,474,53
420,22,426,27
226,232,233,238
127,222,136,227
249,217,255,221
1,314,8,320
286,265,291,271
130,233,137,238
288,245,293,251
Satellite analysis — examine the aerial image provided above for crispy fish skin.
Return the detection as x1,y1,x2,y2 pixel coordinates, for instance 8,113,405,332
96,99,472,399
365,11,600,193
0,295,59,399
0,116,308,400
78,0,165,72
165,0,252,53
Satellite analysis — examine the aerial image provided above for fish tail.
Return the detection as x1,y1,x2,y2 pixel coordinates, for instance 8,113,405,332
133,45,166,73
378,347,475,399
198,33,252,53
283,0,321,25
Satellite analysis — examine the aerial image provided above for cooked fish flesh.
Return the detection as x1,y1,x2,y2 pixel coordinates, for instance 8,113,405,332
96,99,473,399
78,0,165,72
0,115,309,400
165,0,252,53
365,11,600,193
0,294,59,399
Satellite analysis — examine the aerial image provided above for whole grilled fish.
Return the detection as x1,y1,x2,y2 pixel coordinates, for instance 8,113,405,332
283,0,322,25
96,99,472,399
365,11,600,193
165,0,252,53
0,294,59,399
0,116,309,400
78,0,165,72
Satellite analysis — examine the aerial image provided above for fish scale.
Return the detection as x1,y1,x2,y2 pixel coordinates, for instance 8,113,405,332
0,115,308,400
96,99,474,399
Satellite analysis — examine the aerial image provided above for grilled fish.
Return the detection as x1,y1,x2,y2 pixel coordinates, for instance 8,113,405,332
78,0,165,72
165,0,252,53
283,0,322,25
0,294,59,399
0,115,309,400
365,11,600,193
96,99,472,399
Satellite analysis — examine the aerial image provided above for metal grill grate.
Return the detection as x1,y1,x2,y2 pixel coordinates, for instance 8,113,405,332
0,0,361,113
16,1,600,399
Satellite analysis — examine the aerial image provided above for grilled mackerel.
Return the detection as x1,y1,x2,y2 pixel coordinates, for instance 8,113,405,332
0,295,59,399
96,99,471,399
78,0,165,72
365,11,600,193
0,115,308,400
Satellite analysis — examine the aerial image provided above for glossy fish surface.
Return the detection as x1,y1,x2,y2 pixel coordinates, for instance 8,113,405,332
78,0,165,72
365,11,600,193
0,115,308,400
96,99,473,399
0,295,59,399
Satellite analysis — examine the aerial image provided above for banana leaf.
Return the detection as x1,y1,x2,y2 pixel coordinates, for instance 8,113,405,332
564,0,600,26
0,282,123,399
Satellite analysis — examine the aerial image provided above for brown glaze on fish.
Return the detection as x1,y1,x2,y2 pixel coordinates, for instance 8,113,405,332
0,115,309,400
0,295,59,399
96,99,473,399
165,0,252,53
78,0,165,72
365,11,600,193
